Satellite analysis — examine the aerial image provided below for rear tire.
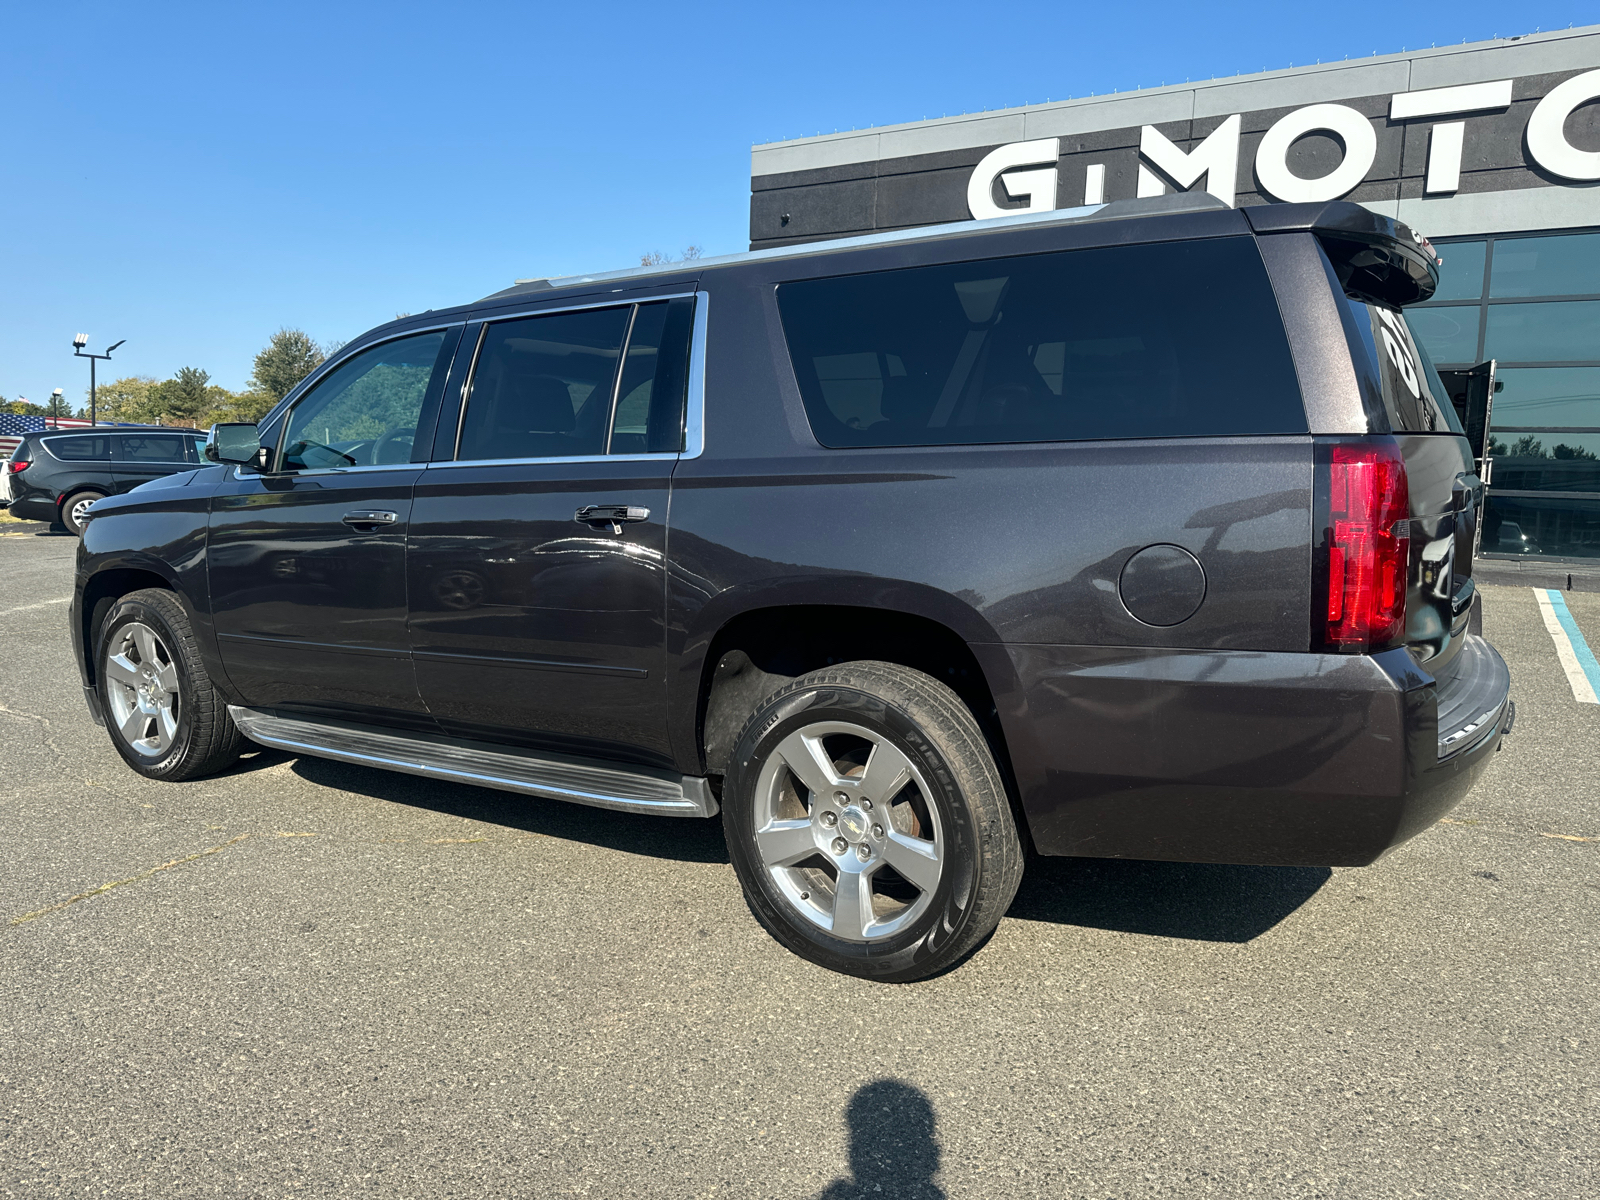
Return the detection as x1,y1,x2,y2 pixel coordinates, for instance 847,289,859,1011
62,489,106,537
97,588,243,781
723,661,1023,982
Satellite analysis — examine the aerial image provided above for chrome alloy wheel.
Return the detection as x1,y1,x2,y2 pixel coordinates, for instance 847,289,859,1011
752,720,944,942
103,622,181,758
69,495,98,529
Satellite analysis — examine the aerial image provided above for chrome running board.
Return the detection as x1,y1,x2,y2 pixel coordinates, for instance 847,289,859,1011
227,706,717,818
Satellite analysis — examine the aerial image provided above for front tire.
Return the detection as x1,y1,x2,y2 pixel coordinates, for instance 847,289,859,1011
723,661,1023,982
97,589,243,781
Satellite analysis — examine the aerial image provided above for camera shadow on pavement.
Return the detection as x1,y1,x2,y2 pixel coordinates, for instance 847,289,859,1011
811,1079,944,1200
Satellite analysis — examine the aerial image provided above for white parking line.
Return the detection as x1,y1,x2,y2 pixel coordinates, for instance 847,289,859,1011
0,596,70,617
1533,588,1600,705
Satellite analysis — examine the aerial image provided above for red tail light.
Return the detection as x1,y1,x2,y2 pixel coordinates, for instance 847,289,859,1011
1324,441,1410,652
7,460,28,473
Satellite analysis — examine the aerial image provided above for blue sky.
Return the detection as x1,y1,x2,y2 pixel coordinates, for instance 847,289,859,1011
2,1,1593,402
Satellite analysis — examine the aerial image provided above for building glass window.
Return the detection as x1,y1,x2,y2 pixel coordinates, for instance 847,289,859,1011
1432,240,1487,302
1413,228,1600,560
1488,233,1600,298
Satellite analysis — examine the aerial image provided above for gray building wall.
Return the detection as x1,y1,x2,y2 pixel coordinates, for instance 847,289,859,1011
749,28,1600,250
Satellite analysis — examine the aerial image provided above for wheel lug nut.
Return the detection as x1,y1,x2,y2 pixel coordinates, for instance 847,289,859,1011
833,791,849,805
872,824,884,838
820,811,838,827
831,837,848,855
861,798,873,810
857,843,872,861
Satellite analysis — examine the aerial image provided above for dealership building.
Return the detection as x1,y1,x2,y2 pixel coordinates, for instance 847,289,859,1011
750,27,1600,560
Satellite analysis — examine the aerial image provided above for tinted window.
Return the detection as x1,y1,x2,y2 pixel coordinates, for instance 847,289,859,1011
608,299,695,455
1491,367,1600,428
1489,233,1600,298
1431,241,1487,302
281,331,448,471
1405,305,1479,364
47,435,113,461
1485,301,1600,363
776,239,1305,448
457,307,631,461
1347,300,1463,434
189,436,207,463
119,434,189,462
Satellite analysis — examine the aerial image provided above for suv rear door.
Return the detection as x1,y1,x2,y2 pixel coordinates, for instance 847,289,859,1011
405,295,696,767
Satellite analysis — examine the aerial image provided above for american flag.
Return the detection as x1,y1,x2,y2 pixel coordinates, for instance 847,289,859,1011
0,415,97,462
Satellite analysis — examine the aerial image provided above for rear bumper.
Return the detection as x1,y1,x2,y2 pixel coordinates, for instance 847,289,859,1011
979,637,1511,867
6,495,56,523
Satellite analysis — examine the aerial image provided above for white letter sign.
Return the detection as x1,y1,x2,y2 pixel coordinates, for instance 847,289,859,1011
966,139,1059,220
1255,104,1378,203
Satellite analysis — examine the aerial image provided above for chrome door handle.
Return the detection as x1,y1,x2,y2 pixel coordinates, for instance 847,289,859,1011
343,510,398,528
575,504,650,535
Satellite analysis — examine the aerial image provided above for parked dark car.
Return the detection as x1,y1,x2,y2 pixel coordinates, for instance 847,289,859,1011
5,427,208,534
69,195,1512,980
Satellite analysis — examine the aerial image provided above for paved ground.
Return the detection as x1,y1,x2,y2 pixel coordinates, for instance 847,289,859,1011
0,528,1595,1199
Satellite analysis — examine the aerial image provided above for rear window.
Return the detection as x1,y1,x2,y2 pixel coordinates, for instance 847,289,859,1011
1346,299,1464,434
46,435,113,461
776,238,1306,448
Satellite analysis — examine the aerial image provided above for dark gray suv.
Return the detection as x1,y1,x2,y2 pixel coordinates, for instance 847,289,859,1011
68,195,1512,980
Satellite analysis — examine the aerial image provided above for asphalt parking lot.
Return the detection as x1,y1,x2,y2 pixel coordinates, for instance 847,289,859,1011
1,529,1596,1199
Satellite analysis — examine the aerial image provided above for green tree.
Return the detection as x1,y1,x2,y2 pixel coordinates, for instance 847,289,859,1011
44,392,73,419
1551,442,1599,461
2,398,48,416
1509,435,1545,458
249,329,325,403
90,376,159,423
146,366,213,424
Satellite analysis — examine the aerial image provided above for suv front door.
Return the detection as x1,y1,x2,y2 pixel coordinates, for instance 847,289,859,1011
208,327,462,724
406,297,695,767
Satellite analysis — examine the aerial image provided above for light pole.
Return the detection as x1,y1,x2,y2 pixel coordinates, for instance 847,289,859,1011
49,388,67,423
72,334,125,426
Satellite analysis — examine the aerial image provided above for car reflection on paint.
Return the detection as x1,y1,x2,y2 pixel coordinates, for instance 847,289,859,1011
421,533,665,628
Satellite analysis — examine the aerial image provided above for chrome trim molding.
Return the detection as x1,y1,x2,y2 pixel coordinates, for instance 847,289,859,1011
228,706,718,818
684,290,709,459
424,453,678,470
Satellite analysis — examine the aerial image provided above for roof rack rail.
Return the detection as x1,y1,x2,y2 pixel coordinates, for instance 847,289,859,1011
486,190,1233,302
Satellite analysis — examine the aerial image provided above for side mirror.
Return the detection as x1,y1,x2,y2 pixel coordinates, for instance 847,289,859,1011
206,423,263,467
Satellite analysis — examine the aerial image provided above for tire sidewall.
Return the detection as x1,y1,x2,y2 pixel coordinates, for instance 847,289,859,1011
725,680,986,981
96,596,204,779
63,490,105,537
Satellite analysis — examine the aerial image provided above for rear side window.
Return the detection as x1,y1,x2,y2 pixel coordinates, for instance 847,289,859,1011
1347,299,1464,434
456,298,694,461
118,434,191,462
776,238,1306,448
47,435,113,461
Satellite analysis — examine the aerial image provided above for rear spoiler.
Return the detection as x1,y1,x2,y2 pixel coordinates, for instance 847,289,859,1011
1244,201,1441,308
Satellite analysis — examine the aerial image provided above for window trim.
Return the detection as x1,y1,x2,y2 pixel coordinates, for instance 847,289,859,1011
441,290,708,466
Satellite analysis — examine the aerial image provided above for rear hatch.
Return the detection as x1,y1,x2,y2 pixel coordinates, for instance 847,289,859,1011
1320,227,1506,754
